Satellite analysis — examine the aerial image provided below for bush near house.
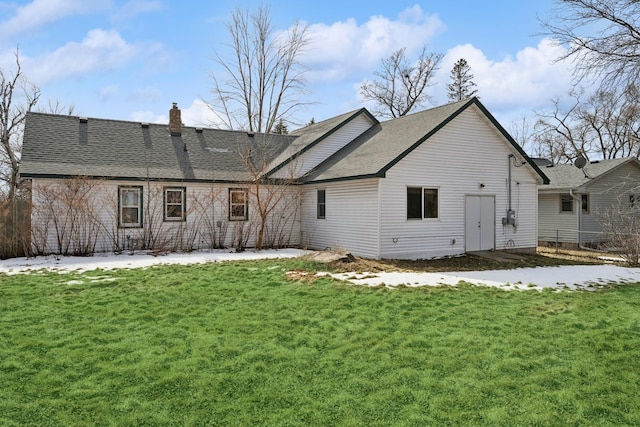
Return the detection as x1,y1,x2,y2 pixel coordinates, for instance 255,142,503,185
1,259,640,426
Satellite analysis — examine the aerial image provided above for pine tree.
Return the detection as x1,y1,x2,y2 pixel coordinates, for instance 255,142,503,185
447,58,478,102
272,118,289,134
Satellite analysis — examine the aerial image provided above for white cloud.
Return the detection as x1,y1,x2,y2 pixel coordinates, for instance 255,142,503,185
23,29,161,85
304,5,445,82
433,39,573,113
129,110,167,124
180,99,226,128
0,0,111,39
129,100,226,128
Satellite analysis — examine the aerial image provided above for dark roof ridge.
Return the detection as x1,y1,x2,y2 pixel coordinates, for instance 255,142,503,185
378,97,474,124
25,111,299,139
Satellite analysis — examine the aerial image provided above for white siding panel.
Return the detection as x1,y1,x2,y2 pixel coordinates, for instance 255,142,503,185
274,115,374,179
30,178,301,255
538,163,640,245
379,107,540,259
582,161,640,243
538,193,578,244
300,179,380,259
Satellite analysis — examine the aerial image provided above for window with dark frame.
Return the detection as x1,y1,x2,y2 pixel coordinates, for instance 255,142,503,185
317,189,326,219
164,187,186,221
581,194,589,213
119,186,143,228
560,194,573,212
407,187,439,219
229,188,248,221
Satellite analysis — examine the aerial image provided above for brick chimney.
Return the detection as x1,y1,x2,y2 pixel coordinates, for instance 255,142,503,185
169,102,181,136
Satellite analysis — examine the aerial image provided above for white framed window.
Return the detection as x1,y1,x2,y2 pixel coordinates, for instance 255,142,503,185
407,187,438,219
317,189,326,219
119,186,143,228
560,194,573,212
164,187,186,221
229,188,248,221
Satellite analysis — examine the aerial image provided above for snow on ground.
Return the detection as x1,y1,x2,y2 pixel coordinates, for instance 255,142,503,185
0,249,307,275
324,264,640,291
1,250,640,291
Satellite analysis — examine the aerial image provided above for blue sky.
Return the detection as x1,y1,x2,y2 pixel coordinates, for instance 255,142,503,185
0,0,572,131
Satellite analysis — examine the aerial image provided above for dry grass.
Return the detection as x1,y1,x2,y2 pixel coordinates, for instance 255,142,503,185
327,247,618,274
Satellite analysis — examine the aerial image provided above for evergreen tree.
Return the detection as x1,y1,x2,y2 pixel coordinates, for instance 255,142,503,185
272,118,289,134
447,58,478,102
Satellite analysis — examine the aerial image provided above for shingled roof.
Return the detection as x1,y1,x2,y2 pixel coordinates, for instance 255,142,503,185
539,157,640,191
20,98,549,186
20,112,296,182
302,97,549,184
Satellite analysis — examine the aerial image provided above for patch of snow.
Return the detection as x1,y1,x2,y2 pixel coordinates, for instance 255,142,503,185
0,249,308,275
2,250,640,291
324,264,640,291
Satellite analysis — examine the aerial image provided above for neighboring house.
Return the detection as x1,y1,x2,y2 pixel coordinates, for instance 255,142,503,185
20,97,548,259
537,157,640,248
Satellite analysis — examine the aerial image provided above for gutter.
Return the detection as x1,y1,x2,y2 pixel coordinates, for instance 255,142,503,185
569,189,588,250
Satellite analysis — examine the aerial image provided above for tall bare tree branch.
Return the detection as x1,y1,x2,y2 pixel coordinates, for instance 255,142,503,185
0,49,40,201
209,6,309,133
541,0,640,88
535,85,640,162
360,46,443,119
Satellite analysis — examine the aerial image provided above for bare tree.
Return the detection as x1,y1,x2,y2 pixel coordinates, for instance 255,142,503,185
0,49,40,201
38,99,75,116
509,115,539,157
599,191,640,266
360,46,443,119
447,58,478,102
234,135,300,250
210,6,309,133
535,85,640,162
541,0,640,88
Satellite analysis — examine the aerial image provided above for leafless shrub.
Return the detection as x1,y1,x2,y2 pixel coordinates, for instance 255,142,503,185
189,187,228,249
599,196,640,266
31,177,104,256
231,220,253,252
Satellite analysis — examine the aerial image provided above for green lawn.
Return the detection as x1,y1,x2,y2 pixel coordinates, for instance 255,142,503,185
1,258,640,426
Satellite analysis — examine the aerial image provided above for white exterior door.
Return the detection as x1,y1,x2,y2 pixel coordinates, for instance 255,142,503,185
465,195,495,251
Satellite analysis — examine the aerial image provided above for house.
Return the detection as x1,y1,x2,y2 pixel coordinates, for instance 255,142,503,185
537,157,640,248
19,97,548,259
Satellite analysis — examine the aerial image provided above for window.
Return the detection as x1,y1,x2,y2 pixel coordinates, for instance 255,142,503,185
407,187,438,219
317,189,326,219
581,194,589,213
560,194,573,212
164,187,186,221
119,186,143,228
229,188,248,221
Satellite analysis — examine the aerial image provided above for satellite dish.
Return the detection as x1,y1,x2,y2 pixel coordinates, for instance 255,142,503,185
574,156,587,169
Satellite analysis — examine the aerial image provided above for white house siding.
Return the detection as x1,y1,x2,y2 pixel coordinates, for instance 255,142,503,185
538,162,640,245
300,179,380,259
538,193,578,244
379,108,540,259
581,161,640,242
29,178,301,255
273,114,374,179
